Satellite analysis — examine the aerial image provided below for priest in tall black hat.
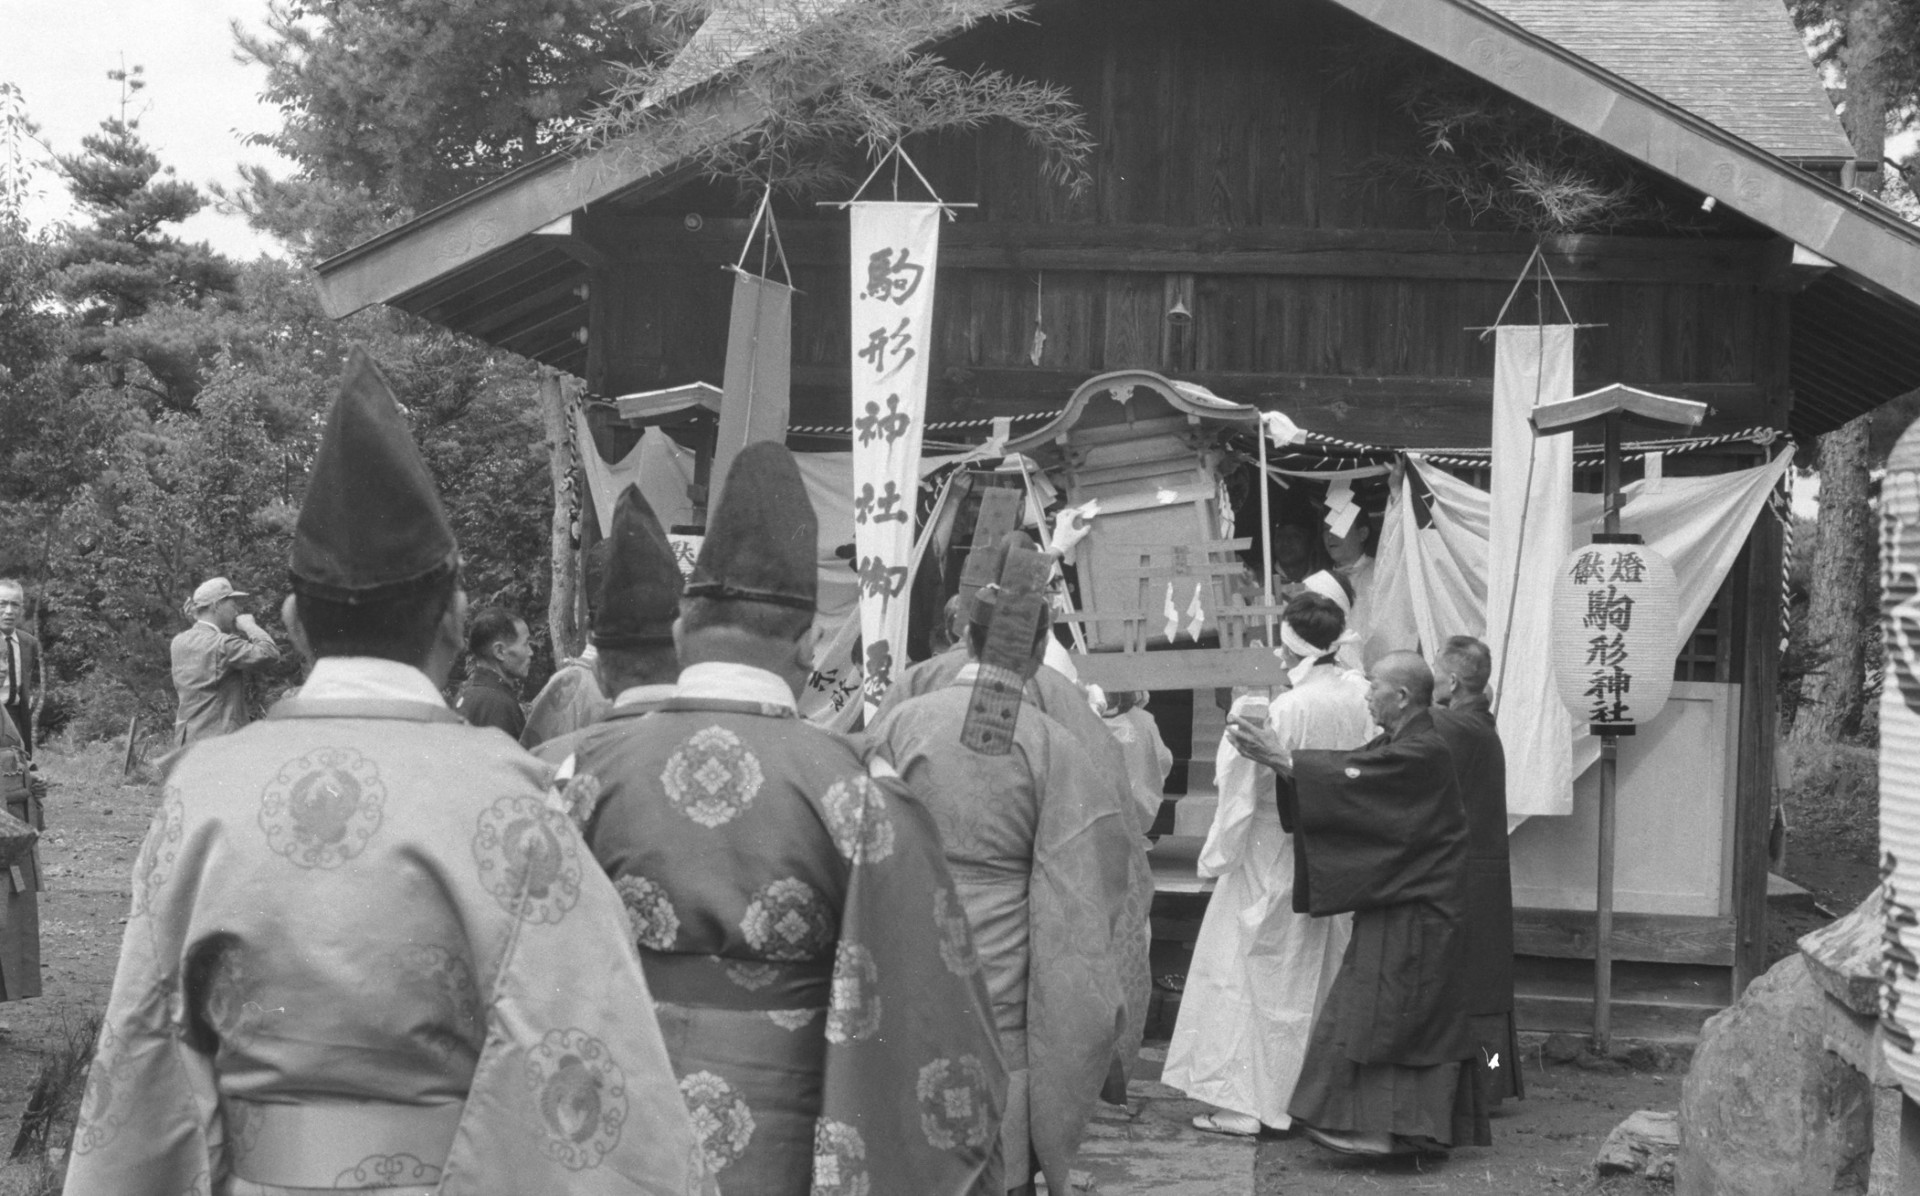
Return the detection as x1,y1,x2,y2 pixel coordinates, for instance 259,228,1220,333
559,441,1006,1195
66,348,712,1196
531,483,684,775
868,540,1141,1196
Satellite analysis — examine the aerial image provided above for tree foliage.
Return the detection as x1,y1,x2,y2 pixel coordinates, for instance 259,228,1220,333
577,0,1093,199
235,0,662,218
50,90,241,411
0,64,574,743
1333,48,1717,235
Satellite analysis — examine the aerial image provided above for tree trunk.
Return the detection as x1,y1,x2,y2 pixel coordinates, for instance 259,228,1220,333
1794,415,1874,742
1791,2,1891,745
538,371,583,660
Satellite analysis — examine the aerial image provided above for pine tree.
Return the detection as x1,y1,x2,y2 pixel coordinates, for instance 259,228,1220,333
51,66,239,411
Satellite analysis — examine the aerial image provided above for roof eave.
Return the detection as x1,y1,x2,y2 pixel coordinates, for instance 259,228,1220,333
1329,0,1920,308
311,81,770,319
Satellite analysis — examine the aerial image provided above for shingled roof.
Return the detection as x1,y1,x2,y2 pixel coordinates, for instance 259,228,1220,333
1480,0,1854,163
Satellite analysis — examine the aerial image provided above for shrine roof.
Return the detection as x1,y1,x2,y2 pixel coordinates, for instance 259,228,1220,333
1477,0,1853,164
312,0,1920,439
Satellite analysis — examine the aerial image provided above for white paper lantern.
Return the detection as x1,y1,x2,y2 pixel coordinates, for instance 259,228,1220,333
1879,438,1920,1105
1550,536,1679,732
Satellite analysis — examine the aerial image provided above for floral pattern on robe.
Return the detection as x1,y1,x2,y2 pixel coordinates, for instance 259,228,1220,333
565,695,1007,1196
64,697,713,1196
871,681,1138,1194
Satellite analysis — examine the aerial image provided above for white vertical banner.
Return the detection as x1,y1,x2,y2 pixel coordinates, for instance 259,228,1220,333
1489,325,1576,818
849,201,939,718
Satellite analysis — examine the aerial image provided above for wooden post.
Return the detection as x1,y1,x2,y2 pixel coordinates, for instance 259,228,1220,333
1257,422,1274,646
538,373,584,660
1594,411,1622,1053
119,711,139,779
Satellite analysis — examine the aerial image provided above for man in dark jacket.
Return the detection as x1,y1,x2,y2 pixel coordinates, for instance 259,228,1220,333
1228,651,1488,1158
1433,635,1522,1103
454,606,530,738
0,579,40,758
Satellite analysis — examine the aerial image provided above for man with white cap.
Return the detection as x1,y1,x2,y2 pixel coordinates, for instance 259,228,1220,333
168,576,280,746
1165,591,1374,1136
1298,569,1363,672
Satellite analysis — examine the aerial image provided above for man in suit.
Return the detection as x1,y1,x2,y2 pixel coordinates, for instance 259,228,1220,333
1432,635,1522,1104
0,579,42,758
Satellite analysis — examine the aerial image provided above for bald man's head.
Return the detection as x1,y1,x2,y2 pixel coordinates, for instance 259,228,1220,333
1366,650,1434,730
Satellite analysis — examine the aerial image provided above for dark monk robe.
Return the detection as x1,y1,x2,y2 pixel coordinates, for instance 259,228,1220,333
1278,708,1491,1150
1433,692,1523,1103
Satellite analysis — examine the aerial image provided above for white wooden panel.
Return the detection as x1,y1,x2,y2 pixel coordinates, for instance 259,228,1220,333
1509,681,1739,917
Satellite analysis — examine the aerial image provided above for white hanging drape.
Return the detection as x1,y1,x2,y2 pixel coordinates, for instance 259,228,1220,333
1375,447,1792,818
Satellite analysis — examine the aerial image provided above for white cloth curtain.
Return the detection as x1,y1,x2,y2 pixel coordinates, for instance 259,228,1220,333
1375,446,1793,817
572,416,701,535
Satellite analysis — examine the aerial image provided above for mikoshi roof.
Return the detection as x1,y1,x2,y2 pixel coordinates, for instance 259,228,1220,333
312,0,1920,441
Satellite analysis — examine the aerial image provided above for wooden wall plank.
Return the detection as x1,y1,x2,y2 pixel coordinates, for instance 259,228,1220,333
1515,993,1721,1041
1103,274,1166,369
599,219,1774,286
1514,908,1737,966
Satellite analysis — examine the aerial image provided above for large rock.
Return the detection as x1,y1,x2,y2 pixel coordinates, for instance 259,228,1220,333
1678,954,1874,1195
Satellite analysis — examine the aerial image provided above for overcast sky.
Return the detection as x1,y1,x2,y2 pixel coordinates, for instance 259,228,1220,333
4,0,289,259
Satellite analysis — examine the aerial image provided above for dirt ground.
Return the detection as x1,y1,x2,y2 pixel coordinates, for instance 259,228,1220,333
0,740,1884,1193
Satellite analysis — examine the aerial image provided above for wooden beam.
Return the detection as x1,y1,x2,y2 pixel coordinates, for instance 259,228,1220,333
1070,648,1290,691
451,270,589,339
530,213,613,272
501,309,589,359
1513,908,1737,967
394,240,558,319
1760,238,1838,293
312,85,773,319
1515,992,1720,1041
1732,520,1784,996
593,217,1774,285
781,364,1767,446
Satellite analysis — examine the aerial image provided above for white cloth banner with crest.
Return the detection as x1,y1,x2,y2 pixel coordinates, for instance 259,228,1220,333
849,201,939,717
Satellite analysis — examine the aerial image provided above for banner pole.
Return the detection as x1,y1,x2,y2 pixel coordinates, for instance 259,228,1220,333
1258,422,1275,646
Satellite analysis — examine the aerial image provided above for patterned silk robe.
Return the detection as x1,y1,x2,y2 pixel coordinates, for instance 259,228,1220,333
561,664,1007,1196
519,656,612,750
870,674,1139,1194
64,658,712,1196
876,649,1153,1094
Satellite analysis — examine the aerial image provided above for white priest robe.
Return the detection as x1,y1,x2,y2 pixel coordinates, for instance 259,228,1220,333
1162,663,1374,1128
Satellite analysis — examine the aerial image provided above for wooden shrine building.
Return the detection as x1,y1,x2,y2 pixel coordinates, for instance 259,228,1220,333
313,0,1920,1038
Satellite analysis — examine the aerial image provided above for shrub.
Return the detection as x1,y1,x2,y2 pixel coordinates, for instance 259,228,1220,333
1780,735,1880,865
